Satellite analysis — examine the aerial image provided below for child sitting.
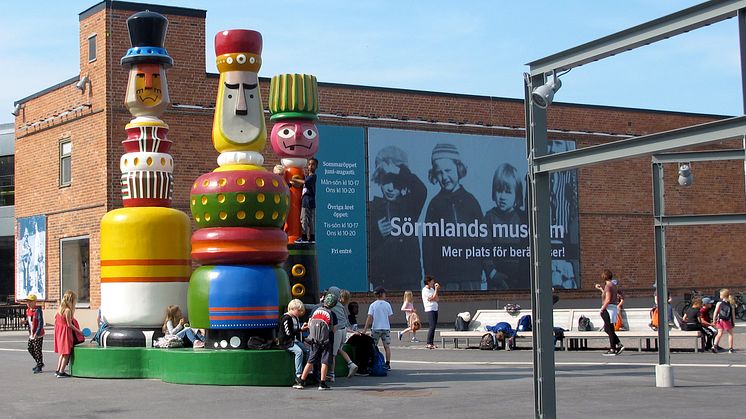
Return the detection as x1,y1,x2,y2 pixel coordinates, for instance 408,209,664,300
279,299,309,381
162,305,204,348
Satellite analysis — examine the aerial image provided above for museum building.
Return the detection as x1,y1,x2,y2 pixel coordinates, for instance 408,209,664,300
11,0,746,315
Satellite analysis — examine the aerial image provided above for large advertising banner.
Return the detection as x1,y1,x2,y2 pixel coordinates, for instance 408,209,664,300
315,125,368,292
16,215,46,300
367,128,579,292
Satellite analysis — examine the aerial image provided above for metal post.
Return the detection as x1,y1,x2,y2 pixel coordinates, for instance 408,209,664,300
652,162,673,386
526,73,557,419
738,9,746,200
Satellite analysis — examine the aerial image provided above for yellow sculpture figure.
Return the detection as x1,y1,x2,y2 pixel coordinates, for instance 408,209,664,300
213,29,267,171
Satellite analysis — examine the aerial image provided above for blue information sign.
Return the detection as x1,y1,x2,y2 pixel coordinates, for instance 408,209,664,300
315,125,368,291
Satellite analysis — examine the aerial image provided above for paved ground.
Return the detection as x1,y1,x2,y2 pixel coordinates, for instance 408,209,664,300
0,325,744,419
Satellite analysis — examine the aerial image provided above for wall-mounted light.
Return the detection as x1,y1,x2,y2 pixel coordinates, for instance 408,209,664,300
532,71,563,109
11,103,23,116
75,75,91,93
678,163,693,186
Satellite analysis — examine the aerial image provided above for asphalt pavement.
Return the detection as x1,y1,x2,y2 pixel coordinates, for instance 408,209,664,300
0,325,744,419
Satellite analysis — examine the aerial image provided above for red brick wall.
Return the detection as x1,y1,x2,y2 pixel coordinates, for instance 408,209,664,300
14,2,746,307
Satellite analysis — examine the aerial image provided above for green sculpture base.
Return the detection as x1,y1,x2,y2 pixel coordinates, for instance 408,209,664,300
71,344,353,386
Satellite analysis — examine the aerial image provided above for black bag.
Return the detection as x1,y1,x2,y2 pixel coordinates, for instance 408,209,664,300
346,333,375,374
455,316,470,331
578,315,592,331
72,319,84,345
247,336,274,350
479,333,496,350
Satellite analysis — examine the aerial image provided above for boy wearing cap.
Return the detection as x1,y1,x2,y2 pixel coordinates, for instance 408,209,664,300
24,294,45,373
294,293,338,390
362,287,394,370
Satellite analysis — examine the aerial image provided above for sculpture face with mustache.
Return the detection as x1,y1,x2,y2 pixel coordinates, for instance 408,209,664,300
270,120,319,158
125,63,170,117
212,70,267,153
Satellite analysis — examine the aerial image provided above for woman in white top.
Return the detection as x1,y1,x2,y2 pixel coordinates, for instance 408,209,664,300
421,275,440,349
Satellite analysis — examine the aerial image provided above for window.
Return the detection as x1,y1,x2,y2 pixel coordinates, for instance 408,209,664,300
88,34,97,62
0,155,13,206
60,139,71,186
60,237,90,305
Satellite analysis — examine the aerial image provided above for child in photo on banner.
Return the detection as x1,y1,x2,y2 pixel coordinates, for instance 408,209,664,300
481,162,528,290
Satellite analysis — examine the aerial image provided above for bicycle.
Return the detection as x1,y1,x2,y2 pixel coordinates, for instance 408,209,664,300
675,289,717,317
734,291,746,320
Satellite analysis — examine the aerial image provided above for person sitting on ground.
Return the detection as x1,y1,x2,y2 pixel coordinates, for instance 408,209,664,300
279,299,309,382
162,305,204,348
698,297,717,351
362,287,394,370
398,290,419,342
347,301,359,328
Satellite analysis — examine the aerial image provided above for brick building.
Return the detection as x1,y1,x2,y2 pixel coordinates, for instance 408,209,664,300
12,1,746,317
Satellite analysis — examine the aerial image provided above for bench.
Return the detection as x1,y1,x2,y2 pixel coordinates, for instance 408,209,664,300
437,308,702,352
438,309,573,349
562,308,702,352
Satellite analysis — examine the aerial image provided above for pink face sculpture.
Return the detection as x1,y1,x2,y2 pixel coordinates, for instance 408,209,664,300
270,120,319,158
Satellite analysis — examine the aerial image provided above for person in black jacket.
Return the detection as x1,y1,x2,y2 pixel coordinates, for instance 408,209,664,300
279,299,309,381
369,146,427,291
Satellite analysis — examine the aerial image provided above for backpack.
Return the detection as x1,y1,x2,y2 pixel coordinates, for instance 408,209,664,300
718,302,732,321
614,310,624,331
479,333,496,350
346,333,374,374
247,336,274,350
578,315,592,331
517,315,532,332
650,307,659,329
455,316,470,331
369,346,388,376
307,307,332,345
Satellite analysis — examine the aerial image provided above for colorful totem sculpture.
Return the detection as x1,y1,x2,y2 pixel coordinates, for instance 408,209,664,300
269,74,320,243
268,74,321,304
188,30,291,349
99,11,191,346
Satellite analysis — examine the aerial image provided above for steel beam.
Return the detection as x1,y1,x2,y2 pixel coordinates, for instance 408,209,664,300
652,149,745,163
655,213,746,226
527,0,746,76
534,116,746,174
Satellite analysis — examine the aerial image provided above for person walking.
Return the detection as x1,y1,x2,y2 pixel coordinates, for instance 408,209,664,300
421,275,440,349
712,288,736,353
24,294,45,374
598,270,624,356
362,287,394,369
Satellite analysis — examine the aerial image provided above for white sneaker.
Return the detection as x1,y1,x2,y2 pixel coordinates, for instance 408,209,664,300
411,337,419,342
347,362,358,378
397,331,403,341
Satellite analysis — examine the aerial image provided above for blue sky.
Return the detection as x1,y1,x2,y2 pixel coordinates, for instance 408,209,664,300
2,0,741,121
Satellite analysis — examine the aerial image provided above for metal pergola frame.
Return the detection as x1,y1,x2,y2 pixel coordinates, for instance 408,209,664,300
524,1,746,418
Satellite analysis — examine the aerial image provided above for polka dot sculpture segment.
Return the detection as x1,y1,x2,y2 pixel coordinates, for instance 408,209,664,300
190,170,290,229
